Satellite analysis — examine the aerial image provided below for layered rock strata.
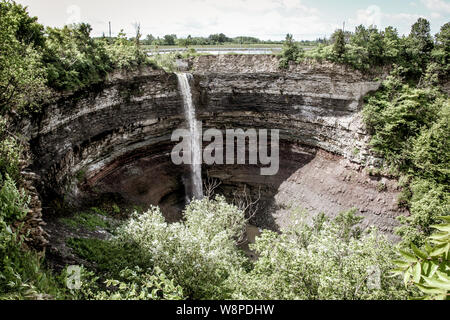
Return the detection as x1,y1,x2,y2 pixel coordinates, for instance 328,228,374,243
27,55,404,237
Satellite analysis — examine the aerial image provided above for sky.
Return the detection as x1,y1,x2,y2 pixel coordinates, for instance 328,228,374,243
16,0,450,40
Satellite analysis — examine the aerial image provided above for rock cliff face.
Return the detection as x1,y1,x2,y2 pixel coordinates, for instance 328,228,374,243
28,55,405,237
190,55,382,164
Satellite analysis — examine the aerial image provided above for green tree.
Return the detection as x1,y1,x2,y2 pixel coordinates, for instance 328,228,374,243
208,33,230,44
426,22,450,84
332,29,346,59
382,26,400,64
410,18,434,54
393,216,449,300
43,23,111,91
163,34,176,45
144,34,155,45
279,33,303,69
412,101,450,182
367,26,384,66
0,0,49,113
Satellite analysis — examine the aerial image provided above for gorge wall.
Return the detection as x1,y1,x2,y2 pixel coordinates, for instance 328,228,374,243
26,55,406,237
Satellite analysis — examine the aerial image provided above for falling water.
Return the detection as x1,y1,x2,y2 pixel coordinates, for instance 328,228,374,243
176,73,203,200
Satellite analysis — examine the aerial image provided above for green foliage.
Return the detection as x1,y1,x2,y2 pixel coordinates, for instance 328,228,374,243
233,210,408,300
411,101,450,182
43,23,112,91
99,267,184,300
0,0,153,112
393,216,449,300
60,211,113,231
0,118,21,181
426,22,450,84
0,0,50,113
44,26,152,92
397,179,450,246
352,21,448,252
279,34,304,69
0,174,28,228
299,18,448,80
163,34,177,46
70,266,184,300
67,238,152,275
0,242,67,300
363,73,443,169
403,18,434,78
332,29,346,60
65,198,410,300
114,195,248,299
150,53,180,73
0,173,67,300
103,29,151,70
362,69,449,246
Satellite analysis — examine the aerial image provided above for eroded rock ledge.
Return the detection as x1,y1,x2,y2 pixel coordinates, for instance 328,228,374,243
26,55,404,237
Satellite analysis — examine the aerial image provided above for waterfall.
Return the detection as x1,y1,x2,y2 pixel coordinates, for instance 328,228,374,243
176,73,203,200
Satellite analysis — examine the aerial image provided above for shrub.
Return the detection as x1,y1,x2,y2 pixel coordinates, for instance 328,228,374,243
44,23,112,91
0,119,21,181
0,173,66,300
103,30,151,70
233,210,408,300
0,0,49,113
71,266,184,300
363,74,442,170
114,195,248,299
67,238,152,275
397,179,450,246
279,34,304,69
411,101,450,183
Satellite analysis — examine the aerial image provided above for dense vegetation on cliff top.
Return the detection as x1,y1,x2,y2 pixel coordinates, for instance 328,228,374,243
280,19,450,250
0,0,448,300
279,19,449,298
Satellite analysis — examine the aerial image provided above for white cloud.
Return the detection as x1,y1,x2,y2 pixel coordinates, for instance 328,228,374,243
349,5,382,27
16,0,331,40
347,5,432,35
421,0,450,13
16,0,447,40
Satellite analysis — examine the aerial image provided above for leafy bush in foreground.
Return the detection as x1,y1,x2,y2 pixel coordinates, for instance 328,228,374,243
232,210,409,300
73,266,184,300
114,195,248,300
393,216,449,300
77,199,408,300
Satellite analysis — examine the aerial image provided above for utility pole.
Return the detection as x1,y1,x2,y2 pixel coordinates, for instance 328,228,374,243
109,21,112,38
343,21,345,32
